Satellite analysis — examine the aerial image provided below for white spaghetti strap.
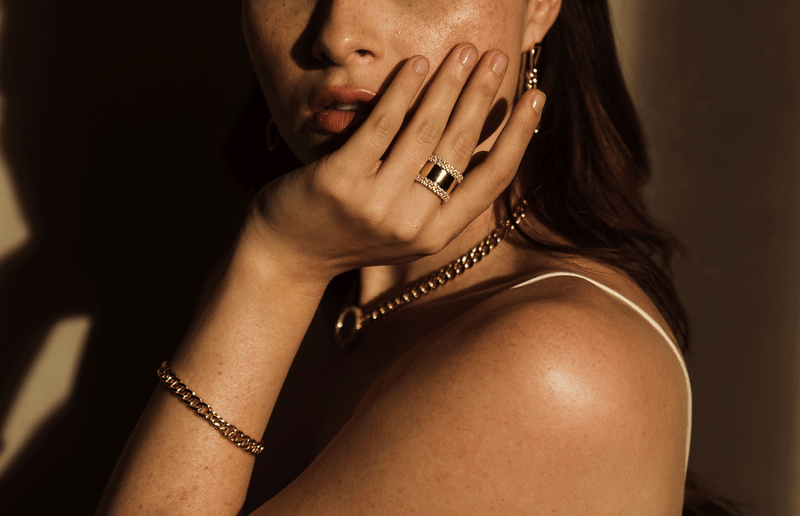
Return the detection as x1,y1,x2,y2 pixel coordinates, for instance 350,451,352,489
511,271,692,470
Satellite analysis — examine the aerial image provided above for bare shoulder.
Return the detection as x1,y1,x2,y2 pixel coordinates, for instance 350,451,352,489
442,270,690,422
438,272,691,483
257,272,689,515
382,270,690,442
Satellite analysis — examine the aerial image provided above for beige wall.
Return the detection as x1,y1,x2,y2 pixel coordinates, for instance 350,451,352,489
610,0,800,513
0,4,86,477
0,8,26,256
1,1,799,514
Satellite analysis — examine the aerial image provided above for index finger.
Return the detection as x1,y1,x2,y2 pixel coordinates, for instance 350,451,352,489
331,56,430,173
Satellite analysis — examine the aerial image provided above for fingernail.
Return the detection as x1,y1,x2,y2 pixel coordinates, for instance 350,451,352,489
492,53,508,75
414,57,429,75
531,91,546,114
461,47,478,67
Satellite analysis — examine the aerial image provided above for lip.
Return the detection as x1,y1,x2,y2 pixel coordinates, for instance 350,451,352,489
310,86,377,134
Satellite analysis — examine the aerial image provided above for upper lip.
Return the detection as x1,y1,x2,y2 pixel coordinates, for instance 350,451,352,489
311,86,377,112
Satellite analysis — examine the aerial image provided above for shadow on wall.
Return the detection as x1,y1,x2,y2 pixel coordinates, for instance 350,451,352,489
0,1,299,512
629,0,800,514
2,0,799,514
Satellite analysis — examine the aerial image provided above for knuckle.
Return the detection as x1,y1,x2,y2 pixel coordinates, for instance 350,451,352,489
450,130,476,162
413,227,448,255
398,76,420,97
487,164,512,194
310,159,359,205
371,113,397,140
444,70,464,90
361,207,386,231
415,119,440,146
392,218,423,243
420,238,443,256
312,171,345,203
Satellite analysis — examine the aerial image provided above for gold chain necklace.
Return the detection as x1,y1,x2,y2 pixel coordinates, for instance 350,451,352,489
334,200,529,347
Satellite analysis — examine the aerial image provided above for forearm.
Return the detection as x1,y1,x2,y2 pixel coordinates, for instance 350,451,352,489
98,229,329,516
97,41,540,514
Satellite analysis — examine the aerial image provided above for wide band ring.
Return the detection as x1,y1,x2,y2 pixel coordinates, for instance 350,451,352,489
427,155,463,183
414,155,462,203
414,175,450,203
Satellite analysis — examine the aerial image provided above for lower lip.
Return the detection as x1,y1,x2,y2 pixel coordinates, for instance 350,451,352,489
314,109,367,134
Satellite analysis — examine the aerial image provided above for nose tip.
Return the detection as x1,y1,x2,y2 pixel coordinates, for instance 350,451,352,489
311,4,384,65
312,36,374,65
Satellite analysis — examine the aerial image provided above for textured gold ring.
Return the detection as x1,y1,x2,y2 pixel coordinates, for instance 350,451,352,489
414,175,450,203
415,155,462,203
428,155,463,183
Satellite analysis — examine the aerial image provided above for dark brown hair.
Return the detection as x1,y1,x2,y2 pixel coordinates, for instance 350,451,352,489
506,0,688,350
507,1,743,513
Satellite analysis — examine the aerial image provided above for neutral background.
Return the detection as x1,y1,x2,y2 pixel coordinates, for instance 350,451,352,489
0,1,798,513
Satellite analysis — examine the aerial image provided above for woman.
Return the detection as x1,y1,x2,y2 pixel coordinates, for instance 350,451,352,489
98,0,734,513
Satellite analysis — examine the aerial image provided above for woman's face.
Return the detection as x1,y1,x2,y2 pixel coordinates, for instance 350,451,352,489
243,0,535,164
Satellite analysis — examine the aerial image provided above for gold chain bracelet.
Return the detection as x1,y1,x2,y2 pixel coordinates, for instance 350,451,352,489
156,361,265,456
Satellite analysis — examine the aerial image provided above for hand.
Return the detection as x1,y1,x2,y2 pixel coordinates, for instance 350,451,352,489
244,43,545,283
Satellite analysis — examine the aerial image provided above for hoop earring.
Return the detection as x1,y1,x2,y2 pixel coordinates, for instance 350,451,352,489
523,42,543,133
266,117,281,152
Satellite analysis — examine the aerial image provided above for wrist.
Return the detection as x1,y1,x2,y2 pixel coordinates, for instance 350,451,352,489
234,220,335,296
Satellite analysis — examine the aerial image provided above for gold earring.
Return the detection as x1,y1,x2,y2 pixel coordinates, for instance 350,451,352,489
524,42,542,133
524,42,542,91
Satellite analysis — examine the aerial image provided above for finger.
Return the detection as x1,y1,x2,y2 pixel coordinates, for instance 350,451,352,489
413,50,508,199
332,56,430,172
438,89,546,234
381,44,480,187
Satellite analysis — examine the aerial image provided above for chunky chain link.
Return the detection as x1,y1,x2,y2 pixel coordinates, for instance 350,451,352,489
156,361,265,456
335,199,528,346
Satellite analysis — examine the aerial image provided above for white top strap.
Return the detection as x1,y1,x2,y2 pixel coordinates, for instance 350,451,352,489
511,271,692,470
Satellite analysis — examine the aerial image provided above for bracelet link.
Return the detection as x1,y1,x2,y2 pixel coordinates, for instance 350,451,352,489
157,361,265,456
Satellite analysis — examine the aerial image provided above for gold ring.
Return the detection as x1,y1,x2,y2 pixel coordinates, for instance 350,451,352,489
414,175,450,203
414,155,462,203
428,155,463,183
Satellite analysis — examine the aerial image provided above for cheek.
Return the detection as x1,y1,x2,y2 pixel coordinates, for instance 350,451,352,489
242,0,526,162
242,2,308,114
396,0,524,110
396,0,520,65
418,2,525,135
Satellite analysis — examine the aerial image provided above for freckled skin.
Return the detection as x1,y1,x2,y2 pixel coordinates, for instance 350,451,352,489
242,0,528,164
95,1,688,512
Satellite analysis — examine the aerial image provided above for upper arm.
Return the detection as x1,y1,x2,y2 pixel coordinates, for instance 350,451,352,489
254,289,689,515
